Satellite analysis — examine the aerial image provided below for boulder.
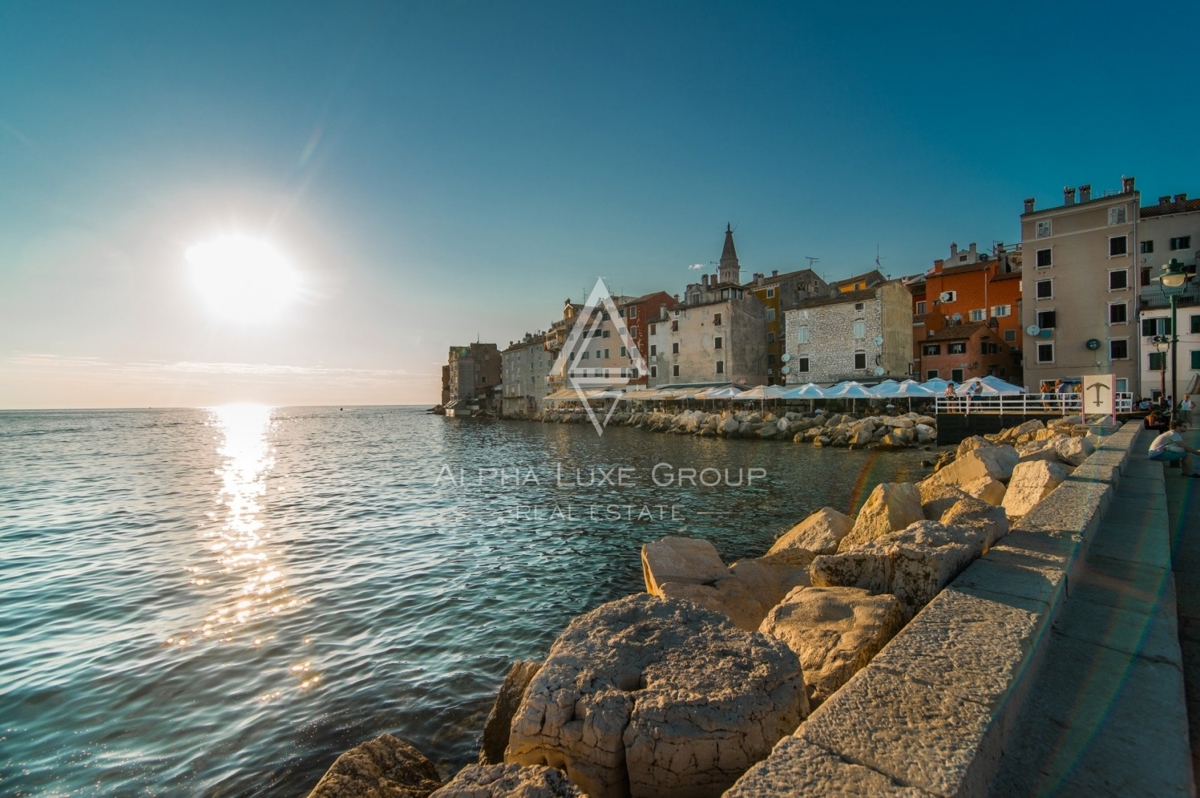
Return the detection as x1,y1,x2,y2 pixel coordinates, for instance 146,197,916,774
963,476,1006,507
838,483,924,551
914,415,937,427
661,551,813,632
759,586,903,707
480,662,542,765
955,436,992,459
1054,435,1095,467
933,445,1019,488
875,432,908,450
431,764,582,798
505,595,807,798
1016,442,1064,465
811,521,988,619
769,507,853,556
1002,460,1071,518
641,537,727,594
309,734,442,798
940,496,1009,548
999,419,1044,442
719,418,740,435
917,478,971,521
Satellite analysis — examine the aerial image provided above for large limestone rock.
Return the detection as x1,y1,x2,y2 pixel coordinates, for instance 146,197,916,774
431,764,581,798
955,436,992,459
963,476,1006,507
933,445,1019,488
1016,440,1063,465
916,478,971,522
839,483,924,551
769,507,853,556
1054,435,1095,467
1002,460,1071,518
480,662,542,765
660,575,769,632
309,734,442,798
505,595,807,798
811,521,988,619
642,537,727,594
759,586,903,707
659,550,813,633
940,496,1009,548
998,419,1044,442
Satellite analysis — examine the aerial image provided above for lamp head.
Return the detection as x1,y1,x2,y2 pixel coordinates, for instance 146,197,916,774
1161,258,1189,289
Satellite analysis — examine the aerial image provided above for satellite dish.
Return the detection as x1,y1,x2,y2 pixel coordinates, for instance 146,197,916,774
873,336,884,346
780,353,791,363
951,313,962,322
1039,329,1052,339
780,365,791,375
874,366,885,376
1086,338,1101,351
1026,325,1041,336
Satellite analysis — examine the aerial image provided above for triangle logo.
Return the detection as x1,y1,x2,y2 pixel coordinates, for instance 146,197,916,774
550,278,649,436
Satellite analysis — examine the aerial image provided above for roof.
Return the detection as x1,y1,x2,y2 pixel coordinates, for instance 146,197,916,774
792,287,878,310
990,269,1023,283
1141,197,1200,218
936,260,991,276
830,269,884,290
1022,188,1136,217
720,224,738,266
621,291,674,306
503,335,546,353
743,267,823,289
924,322,994,342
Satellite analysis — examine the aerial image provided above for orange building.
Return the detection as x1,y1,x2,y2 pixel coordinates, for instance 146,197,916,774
918,322,1009,383
915,242,1024,383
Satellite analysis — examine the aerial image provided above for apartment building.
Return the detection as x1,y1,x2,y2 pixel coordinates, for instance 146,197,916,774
1136,192,1200,397
784,276,913,384
1019,179,1139,393
617,291,676,383
500,333,552,418
743,267,828,384
444,342,502,410
917,322,1010,383
646,291,768,387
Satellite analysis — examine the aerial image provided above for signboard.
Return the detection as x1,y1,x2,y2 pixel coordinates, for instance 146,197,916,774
1082,374,1115,421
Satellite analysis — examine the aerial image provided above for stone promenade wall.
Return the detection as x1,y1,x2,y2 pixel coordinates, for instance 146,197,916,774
724,422,1142,797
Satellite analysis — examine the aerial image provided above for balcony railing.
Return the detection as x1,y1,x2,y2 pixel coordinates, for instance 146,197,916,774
934,392,1133,416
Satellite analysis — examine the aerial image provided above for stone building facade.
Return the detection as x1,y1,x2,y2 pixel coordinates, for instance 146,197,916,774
501,333,551,418
444,342,502,410
646,293,768,387
783,279,913,384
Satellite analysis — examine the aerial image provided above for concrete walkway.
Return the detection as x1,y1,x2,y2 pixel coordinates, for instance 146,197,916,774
1168,427,1200,784
989,429,1194,797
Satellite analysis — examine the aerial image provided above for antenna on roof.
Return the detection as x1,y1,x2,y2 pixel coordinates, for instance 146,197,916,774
805,256,820,268
875,245,886,270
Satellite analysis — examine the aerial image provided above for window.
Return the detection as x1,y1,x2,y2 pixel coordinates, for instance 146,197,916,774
1109,339,1128,360
797,326,809,344
1150,352,1165,371
854,352,867,370
714,336,723,350
1036,220,1052,238
1109,269,1128,290
1109,206,1127,225
1142,267,1153,286
592,329,602,338
581,351,589,360
716,360,724,374
1143,317,1172,336
670,320,678,332
602,348,609,359
1171,236,1192,250
629,306,637,318
926,369,939,380
1037,342,1055,363
619,346,626,357
1036,310,1057,329
650,365,658,378
1036,248,1053,268
603,369,610,378
671,342,679,354
1193,315,1200,334
1192,351,1200,370
767,332,775,344
951,368,964,383
649,344,657,356
1036,279,1053,299
1109,236,1127,257
766,287,775,298
992,305,1011,317
766,308,776,322
969,309,985,322
1116,378,1127,393
767,354,775,365
948,342,966,354
603,329,611,338
1109,302,1127,324
1141,240,1154,254
649,323,656,335
852,320,867,338
854,302,865,311
938,290,957,303
915,301,927,315
630,327,637,338
672,365,680,377
1004,329,1016,342
713,313,722,326
797,357,809,372
923,344,941,356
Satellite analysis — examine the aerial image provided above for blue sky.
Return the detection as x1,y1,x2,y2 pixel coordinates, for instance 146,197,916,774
2,1,1197,406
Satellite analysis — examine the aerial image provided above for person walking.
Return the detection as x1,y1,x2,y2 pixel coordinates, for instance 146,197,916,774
1149,421,1200,477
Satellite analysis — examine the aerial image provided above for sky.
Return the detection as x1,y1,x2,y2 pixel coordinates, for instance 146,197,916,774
2,0,1198,408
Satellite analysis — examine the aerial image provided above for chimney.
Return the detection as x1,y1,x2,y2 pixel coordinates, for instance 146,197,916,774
772,269,778,277
1078,184,1091,202
1175,193,1188,203
969,242,977,256
1024,198,1035,213
1063,186,1076,205
950,242,958,258
701,274,708,288
1160,195,1172,205
1122,175,1135,193
993,241,1004,256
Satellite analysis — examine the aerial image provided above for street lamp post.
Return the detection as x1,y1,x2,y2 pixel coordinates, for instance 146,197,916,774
1153,335,1169,404
1158,258,1192,420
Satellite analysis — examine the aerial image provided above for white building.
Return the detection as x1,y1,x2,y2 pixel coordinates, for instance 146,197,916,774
501,333,552,417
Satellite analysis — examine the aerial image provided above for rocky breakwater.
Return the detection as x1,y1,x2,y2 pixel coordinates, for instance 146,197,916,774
535,407,937,450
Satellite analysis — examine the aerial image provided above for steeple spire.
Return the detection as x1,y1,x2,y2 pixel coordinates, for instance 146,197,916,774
718,223,740,285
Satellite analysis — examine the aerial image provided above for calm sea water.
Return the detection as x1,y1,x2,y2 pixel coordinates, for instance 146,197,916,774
0,406,930,796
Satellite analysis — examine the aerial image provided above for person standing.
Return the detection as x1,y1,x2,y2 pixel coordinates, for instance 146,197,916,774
1149,421,1200,477
1180,394,1193,425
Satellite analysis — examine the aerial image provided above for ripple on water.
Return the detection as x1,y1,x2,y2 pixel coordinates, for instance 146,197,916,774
0,406,930,795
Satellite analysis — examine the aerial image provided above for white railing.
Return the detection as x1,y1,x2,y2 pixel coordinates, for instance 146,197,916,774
935,392,1134,416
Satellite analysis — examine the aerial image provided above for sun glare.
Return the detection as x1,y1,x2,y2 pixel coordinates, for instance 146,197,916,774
186,234,299,324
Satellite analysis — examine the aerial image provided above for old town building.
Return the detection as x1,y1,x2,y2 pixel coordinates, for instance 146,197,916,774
617,291,677,383
1136,192,1200,398
500,333,552,418
443,342,501,412
646,291,768,388
917,322,1009,383
743,267,828,384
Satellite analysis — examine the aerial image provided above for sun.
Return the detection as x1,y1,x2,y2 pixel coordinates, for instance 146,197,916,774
186,234,300,324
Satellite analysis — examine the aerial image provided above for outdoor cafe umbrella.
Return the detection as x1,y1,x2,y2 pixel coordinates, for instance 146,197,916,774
919,377,950,393
872,378,936,411
734,384,786,411
781,382,826,412
825,380,875,413
698,385,744,400
955,376,1022,396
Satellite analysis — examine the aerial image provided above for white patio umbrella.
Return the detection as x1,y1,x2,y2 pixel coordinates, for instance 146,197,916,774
733,384,785,411
920,377,951,393
698,385,744,400
955,377,1022,396
781,382,825,412
874,379,936,410
825,381,875,413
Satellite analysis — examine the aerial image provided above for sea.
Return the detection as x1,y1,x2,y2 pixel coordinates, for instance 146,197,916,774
0,406,931,796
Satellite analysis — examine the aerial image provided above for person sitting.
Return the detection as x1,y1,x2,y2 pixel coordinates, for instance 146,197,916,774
1144,410,1169,432
1149,421,1200,477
